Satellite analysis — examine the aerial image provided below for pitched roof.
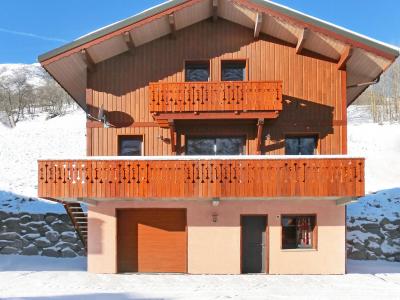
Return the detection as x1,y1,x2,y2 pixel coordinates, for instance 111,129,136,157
38,0,399,109
39,0,399,63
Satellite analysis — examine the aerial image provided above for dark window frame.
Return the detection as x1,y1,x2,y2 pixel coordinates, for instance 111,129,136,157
281,214,317,250
184,60,210,82
221,59,248,81
185,135,246,156
118,135,143,156
284,134,319,155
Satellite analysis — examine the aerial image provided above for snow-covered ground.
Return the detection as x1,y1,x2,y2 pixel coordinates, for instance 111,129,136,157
347,105,400,221
0,256,399,299
1,105,399,214
0,110,86,213
348,105,400,193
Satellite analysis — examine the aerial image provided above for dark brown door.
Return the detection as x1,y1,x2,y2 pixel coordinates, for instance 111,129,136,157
117,209,187,273
241,216,267,273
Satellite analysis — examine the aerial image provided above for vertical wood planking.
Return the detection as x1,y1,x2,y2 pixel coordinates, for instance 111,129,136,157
87,19,344,157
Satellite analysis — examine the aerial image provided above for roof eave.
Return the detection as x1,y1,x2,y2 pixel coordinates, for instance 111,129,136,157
250,0,400,58
38,0,400,64
38,0,187,63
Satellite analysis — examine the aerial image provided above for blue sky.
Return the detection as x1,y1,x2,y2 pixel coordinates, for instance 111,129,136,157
0,0,399,63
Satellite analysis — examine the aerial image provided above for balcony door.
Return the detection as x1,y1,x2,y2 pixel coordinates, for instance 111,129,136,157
186,137,245,155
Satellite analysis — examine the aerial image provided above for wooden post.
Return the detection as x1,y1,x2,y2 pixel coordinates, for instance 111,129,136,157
256,118,264,154
254,12,263,39
212,0,218,22
169,120,176,154
81,49,96,72
168,13,176,39
296,28,309,54
337,45,353,71
123,31,135,56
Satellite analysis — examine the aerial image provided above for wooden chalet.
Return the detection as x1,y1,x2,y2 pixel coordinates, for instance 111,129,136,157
38,0,398,274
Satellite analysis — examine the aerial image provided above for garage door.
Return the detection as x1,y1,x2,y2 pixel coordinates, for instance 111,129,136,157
117,209,187,273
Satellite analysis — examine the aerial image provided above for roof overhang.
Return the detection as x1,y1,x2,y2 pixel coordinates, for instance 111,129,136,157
38,0,400,110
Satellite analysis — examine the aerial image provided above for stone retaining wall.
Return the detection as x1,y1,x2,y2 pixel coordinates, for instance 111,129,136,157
347,217,400,262
0,211,85,257
1,211,398,261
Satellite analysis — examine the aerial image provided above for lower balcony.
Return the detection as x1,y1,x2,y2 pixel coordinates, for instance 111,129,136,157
38,156,365,202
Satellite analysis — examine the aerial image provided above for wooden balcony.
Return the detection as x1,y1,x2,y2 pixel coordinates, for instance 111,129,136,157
148,81,283,124
38,156,364,201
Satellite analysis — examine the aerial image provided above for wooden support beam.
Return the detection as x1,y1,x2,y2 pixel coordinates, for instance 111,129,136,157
123,31,135,56
169,120,176,153
168,13,176,38
256,118,264,154
254,12,263,39
212,0,218,22
337,45,353,70
296,28,309,54
81,49,95,72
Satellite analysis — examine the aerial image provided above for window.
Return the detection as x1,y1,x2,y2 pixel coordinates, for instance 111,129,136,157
118,136,142,156
285,136,317,155
282,216,316,249
221,60,246,81
185,61,210,82
186,137,245,155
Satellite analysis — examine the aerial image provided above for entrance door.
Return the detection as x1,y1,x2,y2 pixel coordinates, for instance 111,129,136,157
241,216,267,273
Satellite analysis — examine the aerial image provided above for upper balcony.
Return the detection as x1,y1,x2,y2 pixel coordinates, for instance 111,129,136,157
38,156,364,204
149,81,282,126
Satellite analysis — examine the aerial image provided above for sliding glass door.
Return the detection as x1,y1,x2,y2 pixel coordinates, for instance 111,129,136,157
186,137,245,155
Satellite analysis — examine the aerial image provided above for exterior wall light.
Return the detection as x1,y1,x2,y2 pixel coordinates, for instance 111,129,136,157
212,213,218,223
212,197,220,207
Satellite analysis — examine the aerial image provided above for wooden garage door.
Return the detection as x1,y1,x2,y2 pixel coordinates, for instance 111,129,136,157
117,209,187,273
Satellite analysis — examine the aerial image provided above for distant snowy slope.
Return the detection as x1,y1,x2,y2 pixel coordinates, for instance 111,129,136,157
0,63,46,87
0,110,86,213
348,105,400,193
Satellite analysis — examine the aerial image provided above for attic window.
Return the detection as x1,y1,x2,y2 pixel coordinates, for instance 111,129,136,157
185,61,210,82
221,60,246,81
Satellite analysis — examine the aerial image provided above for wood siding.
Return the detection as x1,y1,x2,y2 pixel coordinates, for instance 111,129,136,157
87,19,346,156
38,157,365,199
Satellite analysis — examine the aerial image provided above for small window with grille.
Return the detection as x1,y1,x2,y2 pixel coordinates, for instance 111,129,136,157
282,215,316,249
118,136,143,156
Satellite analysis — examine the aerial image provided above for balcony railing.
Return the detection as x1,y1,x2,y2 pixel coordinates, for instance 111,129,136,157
148,81,283,114
38,156,364,200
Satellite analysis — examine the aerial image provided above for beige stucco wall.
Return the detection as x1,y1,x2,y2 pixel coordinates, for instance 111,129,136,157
87,200,345,275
